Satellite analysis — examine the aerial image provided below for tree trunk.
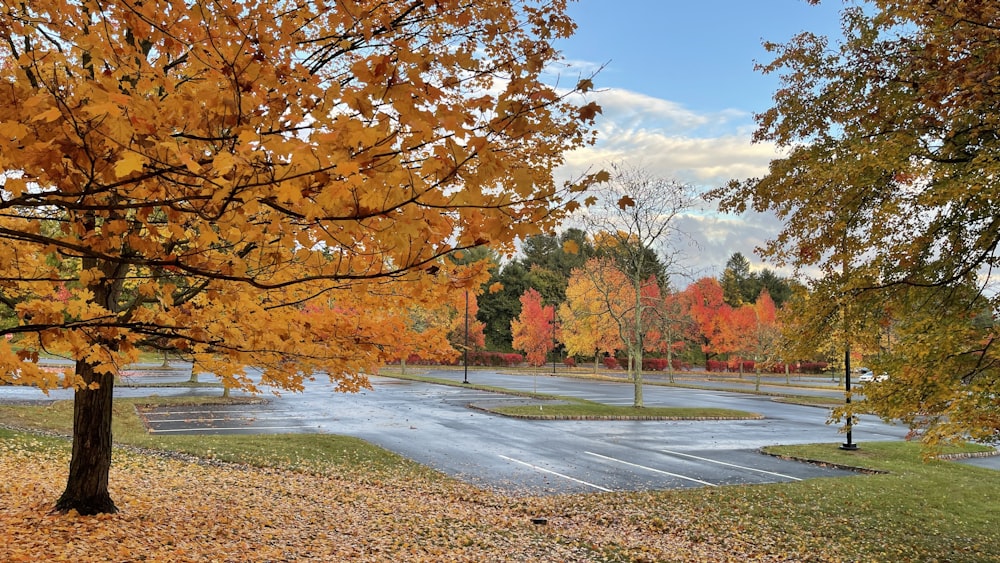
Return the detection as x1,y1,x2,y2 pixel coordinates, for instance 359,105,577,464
666,345,674,384
632,350,644,407
632,280,644,408
55,361,117,515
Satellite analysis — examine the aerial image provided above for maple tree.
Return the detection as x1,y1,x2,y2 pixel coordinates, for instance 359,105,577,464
747,291,782,391
447,290,487,358
383,301,459,374
644,289,698,383
710,1,1000,445
0,0,601,513
510,288,556,367
715,290,781,386
715,302,755,375
558,260,624,372
683,278,733,365
567,256,662,404
510,289,559,366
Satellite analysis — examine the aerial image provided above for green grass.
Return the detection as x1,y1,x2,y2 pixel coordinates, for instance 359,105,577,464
736,441,1000,560
771,395,844,407
0,398,434,480
490,402,759,419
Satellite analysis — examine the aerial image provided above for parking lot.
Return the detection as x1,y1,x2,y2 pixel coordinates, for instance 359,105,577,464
10,365,994,494
125,369,914,494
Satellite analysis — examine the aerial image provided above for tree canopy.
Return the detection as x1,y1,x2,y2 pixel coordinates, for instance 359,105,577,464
0,0,600,513
709,0,1000,445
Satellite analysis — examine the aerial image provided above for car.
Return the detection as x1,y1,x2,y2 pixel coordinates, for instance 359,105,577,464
857,368,888,383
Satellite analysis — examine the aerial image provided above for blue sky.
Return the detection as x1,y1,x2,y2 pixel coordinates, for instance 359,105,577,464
559,0,844,116
550,0,848,279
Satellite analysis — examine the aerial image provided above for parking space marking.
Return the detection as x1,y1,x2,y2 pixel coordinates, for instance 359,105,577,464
585,451,717,487
661,449,802,481
498,454,614,492
148,426,307,434
146,415,313,423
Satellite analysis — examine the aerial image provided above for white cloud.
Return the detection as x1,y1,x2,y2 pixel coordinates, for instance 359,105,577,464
557,87,793,280
560,87,781,188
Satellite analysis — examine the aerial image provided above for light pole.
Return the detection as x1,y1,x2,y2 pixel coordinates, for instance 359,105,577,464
840,241,858,450
463,290,469,384
551,308,557,375
840,343,857,450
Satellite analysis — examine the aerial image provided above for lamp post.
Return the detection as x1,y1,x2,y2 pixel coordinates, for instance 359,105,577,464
463,290,469,384
840,343,857,450
840,241,858,450
551,308,557,375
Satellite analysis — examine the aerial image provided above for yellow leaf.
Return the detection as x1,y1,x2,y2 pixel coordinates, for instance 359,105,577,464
78,268,105,286
32,107,62,122
178,152,202,173
562,239,580,255
114,153,147,178
0,121,29,140
213,152,236,176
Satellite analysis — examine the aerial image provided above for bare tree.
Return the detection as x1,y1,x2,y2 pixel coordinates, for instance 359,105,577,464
578,163,696,407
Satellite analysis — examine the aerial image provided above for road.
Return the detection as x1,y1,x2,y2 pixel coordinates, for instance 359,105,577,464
4,365,995,494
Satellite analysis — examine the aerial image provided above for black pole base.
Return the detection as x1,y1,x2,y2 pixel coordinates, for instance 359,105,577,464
840,442,859,451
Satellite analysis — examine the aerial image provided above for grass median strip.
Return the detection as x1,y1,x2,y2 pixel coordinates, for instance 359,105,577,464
385,371,761,420
480,402,761,420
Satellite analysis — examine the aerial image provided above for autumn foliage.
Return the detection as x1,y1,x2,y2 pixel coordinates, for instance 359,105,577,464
510,288,556,366
710,0,1000,444
0,0,599,513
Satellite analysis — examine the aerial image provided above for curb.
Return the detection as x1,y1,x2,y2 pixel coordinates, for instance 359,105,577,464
759,449,890,475
469,404,764,421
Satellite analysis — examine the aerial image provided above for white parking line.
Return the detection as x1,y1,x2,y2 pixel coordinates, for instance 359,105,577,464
661,449,802,481
498,454,614,492
146,415,314,423
142,409,287,416
148,426,307,433
585,451,717,487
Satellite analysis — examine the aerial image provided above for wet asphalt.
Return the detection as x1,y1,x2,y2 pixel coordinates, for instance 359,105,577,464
3,363,996,494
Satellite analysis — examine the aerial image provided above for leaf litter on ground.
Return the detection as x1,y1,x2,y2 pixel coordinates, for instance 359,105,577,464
1,436,997,562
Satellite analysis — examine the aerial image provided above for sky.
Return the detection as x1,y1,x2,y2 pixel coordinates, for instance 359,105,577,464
549,0,849,281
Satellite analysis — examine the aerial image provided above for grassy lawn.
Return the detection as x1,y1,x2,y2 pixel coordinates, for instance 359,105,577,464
0,398,434,480
0,398,998,561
